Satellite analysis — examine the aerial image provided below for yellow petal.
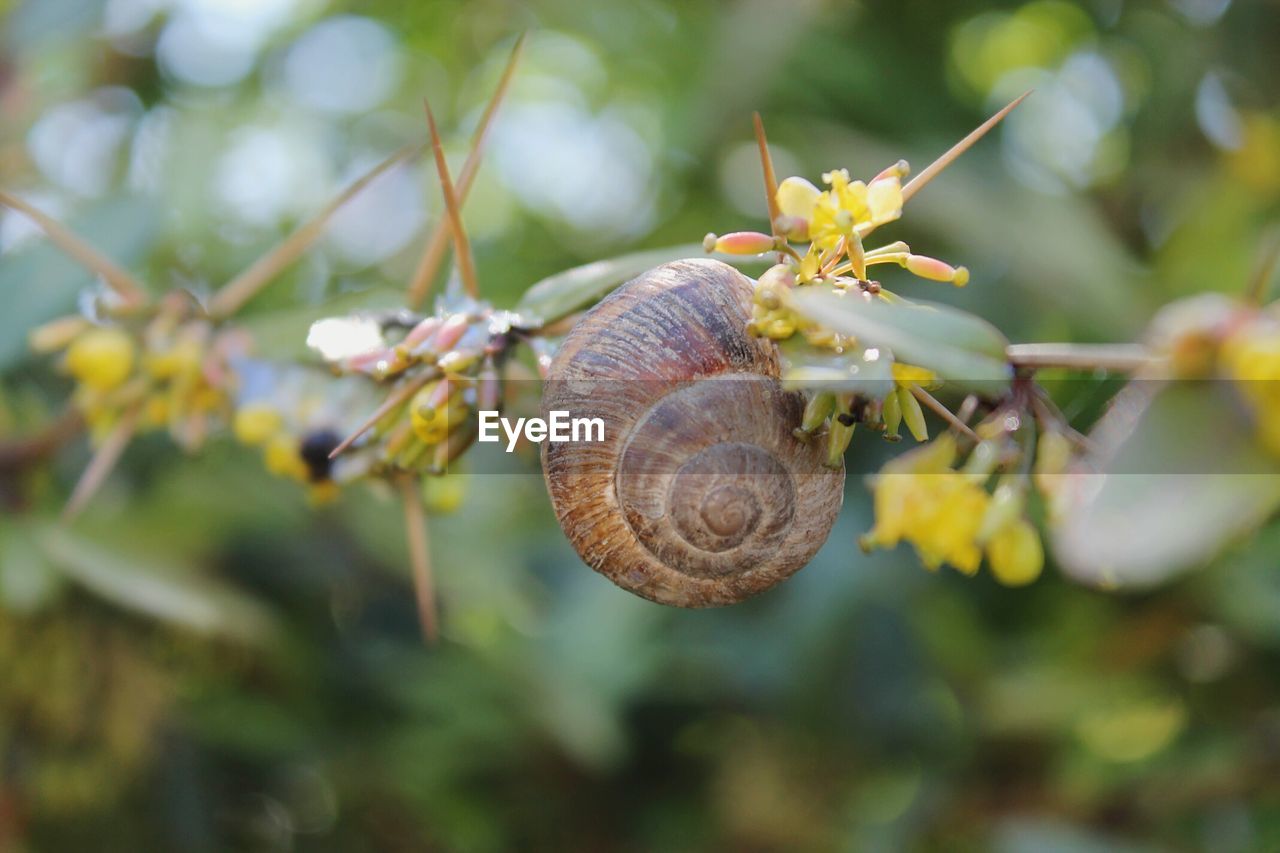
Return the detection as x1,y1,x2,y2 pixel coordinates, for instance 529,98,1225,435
866,177,903,225
775,176,821,220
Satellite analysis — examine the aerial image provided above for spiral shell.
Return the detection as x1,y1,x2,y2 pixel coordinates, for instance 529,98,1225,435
541,259,844,607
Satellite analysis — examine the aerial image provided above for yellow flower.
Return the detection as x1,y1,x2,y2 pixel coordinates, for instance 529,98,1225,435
264,433,308,481
986,518,1043,586
65,327,135,391
233,403,284,446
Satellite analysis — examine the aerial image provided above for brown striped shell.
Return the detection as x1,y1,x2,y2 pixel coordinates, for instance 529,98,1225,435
540,258,844,607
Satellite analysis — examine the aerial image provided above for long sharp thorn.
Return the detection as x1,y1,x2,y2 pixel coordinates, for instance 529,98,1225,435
1244,228,1280,305
0,191,149,308
901,90,1032,204
400,476,439,644
329,369,437,460
208,143,424,319
407,34,526,309
423,100,479,300
752,112,781,236
62,403,141,522
909,385,979,443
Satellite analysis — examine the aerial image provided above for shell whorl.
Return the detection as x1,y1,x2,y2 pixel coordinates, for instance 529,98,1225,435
540,259,844,607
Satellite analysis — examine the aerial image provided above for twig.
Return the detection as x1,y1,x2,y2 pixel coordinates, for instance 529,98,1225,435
400,476,439,644
0,191,149,308
406,34,526,309
1006,343,1153,372
901,91,1031,204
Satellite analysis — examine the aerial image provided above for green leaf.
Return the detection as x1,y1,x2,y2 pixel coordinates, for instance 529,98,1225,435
514,244,769,327
1052,381,1280,588
789,288,1012,391
237,287,407,360
36,527,276,642
778,337,895,396
0,195,158,368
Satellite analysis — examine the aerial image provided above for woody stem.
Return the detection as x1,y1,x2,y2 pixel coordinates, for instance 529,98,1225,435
1005,343,1154,373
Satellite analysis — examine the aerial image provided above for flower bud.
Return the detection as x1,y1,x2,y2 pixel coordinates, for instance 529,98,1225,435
708,231,777,256
986,518,1043,586
872,160,910,182
65,327,136,391
825,418,854,468
904,254,969,286
404,316,442,348
881,386,903,440
799,392,835,435
264,433,308,481
410,381,452,444
233,403,283,446
900,387,928,442
423,473,466,514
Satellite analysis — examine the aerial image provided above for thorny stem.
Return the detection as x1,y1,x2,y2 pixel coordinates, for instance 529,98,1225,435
901,91,1031,205
1005,342,1153,373
0,191,149,308
210,143,423,319
406,34,526,309
400,476,439,644
423,100,480,300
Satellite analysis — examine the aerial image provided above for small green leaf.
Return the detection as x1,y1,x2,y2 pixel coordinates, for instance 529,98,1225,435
515,245,768,327
37,527,276,642
778,337,895,396
1052,381,1280,588
790,288,1012,391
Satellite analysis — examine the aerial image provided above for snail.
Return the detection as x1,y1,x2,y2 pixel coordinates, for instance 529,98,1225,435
541,258,845,607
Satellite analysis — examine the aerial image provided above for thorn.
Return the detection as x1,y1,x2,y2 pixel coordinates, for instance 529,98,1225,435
0,191,149,308
423,99,480,300
752,112,781,238
400,476,439,644
407,34,526,309
208,143,424,319
1244,226,1280,305
329,369,438,460
901,90,1031,205
909,385,980,443
62,403,141,522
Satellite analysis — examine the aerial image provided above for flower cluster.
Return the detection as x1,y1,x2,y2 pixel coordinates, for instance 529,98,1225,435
859,434,1043,586
307,305,506,477
29,297,243,450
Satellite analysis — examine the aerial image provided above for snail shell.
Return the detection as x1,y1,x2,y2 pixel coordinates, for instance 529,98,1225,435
541,258,844,607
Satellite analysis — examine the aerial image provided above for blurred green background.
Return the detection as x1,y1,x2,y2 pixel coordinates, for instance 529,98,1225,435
3,0,1280,849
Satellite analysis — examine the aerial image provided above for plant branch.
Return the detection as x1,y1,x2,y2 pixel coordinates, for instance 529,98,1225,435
1006,343,1153,372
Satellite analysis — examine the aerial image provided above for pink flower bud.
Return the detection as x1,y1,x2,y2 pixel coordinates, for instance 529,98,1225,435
712,231,777,255
904,254,969,286
404,317,442,348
